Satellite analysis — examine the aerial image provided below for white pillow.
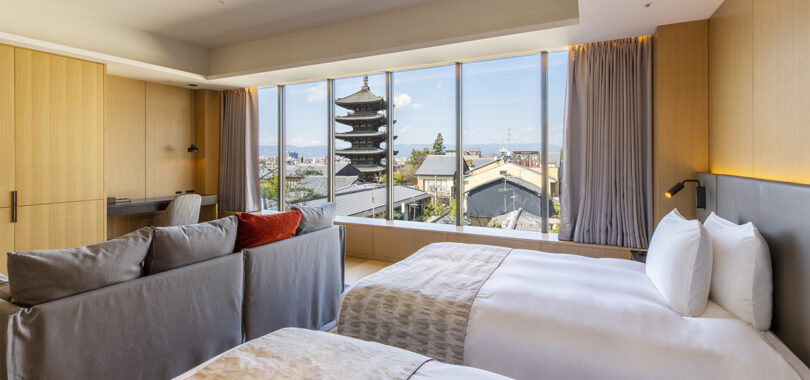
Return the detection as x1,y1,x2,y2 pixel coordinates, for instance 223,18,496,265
703,212,772,330
645,209,713,316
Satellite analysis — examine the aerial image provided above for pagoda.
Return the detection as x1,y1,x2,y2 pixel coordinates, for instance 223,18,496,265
335,76,396,181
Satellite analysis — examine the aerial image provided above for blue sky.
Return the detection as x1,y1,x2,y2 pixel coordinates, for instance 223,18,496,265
258,50,567,154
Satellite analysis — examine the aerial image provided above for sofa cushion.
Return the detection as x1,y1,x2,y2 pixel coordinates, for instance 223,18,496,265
0,273,9,301
235,210,302,251
145,216,238,275
292,203,336,235
7,227,152,306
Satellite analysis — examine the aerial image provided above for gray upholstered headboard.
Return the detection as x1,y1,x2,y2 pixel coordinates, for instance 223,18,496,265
697,173,810,365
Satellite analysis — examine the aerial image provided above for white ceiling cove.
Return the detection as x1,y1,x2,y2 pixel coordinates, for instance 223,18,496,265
73,0,444,48
0,0,723,89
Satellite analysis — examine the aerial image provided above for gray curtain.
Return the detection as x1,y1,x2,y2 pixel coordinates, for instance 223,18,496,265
558,36,653,249
219,88,261,212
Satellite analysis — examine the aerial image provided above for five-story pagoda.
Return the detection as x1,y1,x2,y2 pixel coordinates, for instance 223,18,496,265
335,76,395,181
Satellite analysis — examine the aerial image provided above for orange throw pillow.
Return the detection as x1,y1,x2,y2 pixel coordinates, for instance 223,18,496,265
234,210,302,251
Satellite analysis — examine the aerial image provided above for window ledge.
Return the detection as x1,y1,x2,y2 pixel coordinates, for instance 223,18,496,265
334,215,559,241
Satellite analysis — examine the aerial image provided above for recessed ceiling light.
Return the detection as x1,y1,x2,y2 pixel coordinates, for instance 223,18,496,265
188,84,199,88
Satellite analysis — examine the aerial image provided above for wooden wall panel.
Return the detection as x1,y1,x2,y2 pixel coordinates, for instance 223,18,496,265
751,0,810,184
14,49,104,206
0,45,13,208
105,75,146,199
0,208,13,274
14,200,104,252
145,82,194,198
194,90,220,195
653,21,709,223
709,0,753,177
709,0,810,185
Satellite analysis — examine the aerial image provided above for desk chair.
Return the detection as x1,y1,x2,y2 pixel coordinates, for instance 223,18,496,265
154,194,202,227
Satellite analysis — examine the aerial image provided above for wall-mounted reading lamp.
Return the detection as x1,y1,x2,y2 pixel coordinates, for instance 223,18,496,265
665,179,706,209
187,84,200,153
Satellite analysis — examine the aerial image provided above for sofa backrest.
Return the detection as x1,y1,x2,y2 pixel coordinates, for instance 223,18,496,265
5,252,244,380
242,225,344,340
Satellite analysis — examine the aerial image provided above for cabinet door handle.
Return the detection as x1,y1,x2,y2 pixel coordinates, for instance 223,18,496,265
11,190,16,223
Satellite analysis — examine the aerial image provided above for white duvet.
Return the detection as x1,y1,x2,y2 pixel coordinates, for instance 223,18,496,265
464,249,807,380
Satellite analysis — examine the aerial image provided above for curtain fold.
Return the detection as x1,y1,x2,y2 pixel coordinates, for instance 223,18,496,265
558,36,654,249
219,87,261,213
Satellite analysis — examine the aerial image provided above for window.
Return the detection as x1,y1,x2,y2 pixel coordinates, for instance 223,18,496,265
461,55,543,231
256,49,567,233
333,74,387,218
547,51,567,232
284,81,328,209
391,65,456,223
258,87,279,210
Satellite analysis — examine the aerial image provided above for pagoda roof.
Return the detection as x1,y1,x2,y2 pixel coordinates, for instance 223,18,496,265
336,147,386,156
335,113,386,124
335,76,385,107
351,164,387,173
335,131,386,139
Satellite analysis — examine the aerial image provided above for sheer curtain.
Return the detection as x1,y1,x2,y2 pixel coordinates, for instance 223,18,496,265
558,36,653,248
218,87,261,213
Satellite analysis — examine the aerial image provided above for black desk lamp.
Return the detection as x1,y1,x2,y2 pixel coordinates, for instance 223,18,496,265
665,179,706,209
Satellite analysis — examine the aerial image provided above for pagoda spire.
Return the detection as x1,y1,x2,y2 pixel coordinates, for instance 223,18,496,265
362,75,369,90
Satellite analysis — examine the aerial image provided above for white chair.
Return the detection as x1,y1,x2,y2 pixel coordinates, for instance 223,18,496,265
154,194,202,227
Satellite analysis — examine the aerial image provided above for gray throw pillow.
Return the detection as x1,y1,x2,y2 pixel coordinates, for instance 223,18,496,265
292,203,336,235
7,227,152,306
0,273,9,301
144,216,237,274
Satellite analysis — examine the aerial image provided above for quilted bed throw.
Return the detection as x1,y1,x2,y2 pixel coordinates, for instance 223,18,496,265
338,242,512,364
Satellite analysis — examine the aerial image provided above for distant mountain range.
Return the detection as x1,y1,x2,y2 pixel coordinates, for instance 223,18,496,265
260,143,562,159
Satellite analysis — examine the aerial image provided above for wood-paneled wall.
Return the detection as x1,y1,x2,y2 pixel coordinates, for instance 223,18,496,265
145,82,194,197
104,75,146,199
709,0,810,184
0,45,13,209
194,90,220,195
653,21,709,223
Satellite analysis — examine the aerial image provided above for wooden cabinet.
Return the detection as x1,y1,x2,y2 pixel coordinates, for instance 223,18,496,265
14,48,104,206
0,208,13,274
14,200,104,252
0,45,13,208
0,46,105,266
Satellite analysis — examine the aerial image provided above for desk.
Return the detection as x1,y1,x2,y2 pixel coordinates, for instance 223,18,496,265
107,195,218,217
106,195,218,239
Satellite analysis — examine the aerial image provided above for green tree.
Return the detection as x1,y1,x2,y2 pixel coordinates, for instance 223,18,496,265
400,148,431,185
422,199,447,220
432,133,445,155
379,172,403,184
449,198,457,217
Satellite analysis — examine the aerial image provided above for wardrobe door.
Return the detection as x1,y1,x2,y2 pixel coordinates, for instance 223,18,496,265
0,208,12,274
14,48,104,206
0,45,13,208
13,200,104,252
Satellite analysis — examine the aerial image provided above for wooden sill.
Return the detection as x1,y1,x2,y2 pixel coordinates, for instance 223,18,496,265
334,215,632,263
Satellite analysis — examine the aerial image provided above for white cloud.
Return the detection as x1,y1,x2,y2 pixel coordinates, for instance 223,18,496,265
307,82,327,102
412,102,424,109
393,93,412,108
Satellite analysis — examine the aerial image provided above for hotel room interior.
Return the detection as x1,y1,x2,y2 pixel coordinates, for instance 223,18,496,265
0,0,809,378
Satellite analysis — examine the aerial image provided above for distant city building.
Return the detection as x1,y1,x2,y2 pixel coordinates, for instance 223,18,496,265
512,150,540,168
334,76,395,181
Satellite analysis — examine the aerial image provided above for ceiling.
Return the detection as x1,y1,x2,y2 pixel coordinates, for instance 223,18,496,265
71,0,443,48
0,0,724,89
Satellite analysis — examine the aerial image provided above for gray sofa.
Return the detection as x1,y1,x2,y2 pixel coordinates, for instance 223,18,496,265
0,224,345,380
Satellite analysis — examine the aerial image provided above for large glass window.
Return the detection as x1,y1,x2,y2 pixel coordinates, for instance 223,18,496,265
391,66,456,223
258,87,279,210
284,81,328,209
547,51,568,232
461,55,544,231
256,49,567,232
332,74,387,218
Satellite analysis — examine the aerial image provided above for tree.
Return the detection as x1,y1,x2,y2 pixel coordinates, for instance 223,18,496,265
432,133,445,155
379,172,403,184
422,199,447,220
400,148,431,185
449,198,457,217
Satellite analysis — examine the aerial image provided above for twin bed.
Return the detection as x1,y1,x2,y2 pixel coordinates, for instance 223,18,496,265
178,173,810,379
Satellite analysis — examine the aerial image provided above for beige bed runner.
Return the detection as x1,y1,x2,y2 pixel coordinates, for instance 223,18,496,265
338,242,512,364
177,328,430,380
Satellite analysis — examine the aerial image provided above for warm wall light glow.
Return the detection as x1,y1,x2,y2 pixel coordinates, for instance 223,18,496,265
665,192,672,198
